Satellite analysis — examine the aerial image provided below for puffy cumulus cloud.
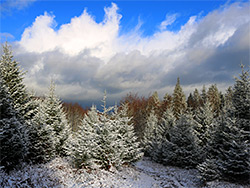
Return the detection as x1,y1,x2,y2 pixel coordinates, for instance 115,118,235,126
19,3,121,60
11,2,250,105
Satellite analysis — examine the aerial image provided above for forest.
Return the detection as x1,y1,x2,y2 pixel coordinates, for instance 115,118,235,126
0,42,249,187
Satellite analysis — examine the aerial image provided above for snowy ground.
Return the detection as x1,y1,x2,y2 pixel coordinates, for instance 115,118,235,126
0,157,248,188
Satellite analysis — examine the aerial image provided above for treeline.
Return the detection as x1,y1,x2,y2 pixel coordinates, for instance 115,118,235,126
0,43,249,185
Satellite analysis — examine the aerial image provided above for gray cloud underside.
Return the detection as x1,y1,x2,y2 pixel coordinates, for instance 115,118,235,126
5,2,250,105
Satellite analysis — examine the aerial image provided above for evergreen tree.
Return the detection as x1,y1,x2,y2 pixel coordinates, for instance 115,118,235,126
232,65,250,120
42,82,70,156
67,105,100,168
162,114,203,168
193,88,202,111
199,116,249,183
113,103,143,164
193,100,214,147
28,98,56,163
142,109,159,156
201,85,207,105
0,78,28,171
151,107,176,163
172,77,187,119
224,86,233,109
207,84,221,116
0,42,32,120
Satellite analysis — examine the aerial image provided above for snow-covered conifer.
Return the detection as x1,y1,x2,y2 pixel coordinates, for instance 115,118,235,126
113,103,143,164
0,42,32,120
142,110,159,156
172,77,187,119
199,116,249,183
232,65,250,120
28,98,56,163
0,78,28,171
150,107,176,163
42,81,70,156
67,105,100,168
193,100,214,147
162,114,203,168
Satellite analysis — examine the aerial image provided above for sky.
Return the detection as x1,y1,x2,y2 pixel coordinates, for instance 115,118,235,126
0,0,249,107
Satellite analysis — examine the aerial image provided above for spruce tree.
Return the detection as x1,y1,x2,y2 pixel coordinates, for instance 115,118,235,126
151,107,176,163
67,105,100,168
113,103,143,164
193,100,214,147
0,77,28,171
28,98,56,163
199,116,249,183
172,77,187,119
0,42,32,120
232,65,250,120
42,81,70,156
142,109,159,156
207,84,221,116
162,114,203,168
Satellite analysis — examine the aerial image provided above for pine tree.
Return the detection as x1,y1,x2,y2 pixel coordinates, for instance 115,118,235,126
0,42,32,120
172,77,187,119
0,77,28,171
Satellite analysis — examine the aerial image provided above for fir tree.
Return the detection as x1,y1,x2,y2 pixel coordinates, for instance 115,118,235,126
172,77,187,119
42,81,70,156
113,103,143,164
201,85,207,105
0,42,32,120
142,109,159,156
232,65,250,120
193,100,214,147
0,78,28,171
199,116,249,183
67,105,100,168
151,107,176,163
207,84,221,116
28,98,56,163
162,114,203,168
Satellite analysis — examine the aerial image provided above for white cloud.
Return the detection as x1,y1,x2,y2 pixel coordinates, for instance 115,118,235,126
0,0,36,13
159,13,178,31
12,2,250,104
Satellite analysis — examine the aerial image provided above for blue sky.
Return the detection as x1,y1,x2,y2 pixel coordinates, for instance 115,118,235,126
0,0,249,105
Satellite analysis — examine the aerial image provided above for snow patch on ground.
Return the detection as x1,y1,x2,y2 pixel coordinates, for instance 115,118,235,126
0,157,248,188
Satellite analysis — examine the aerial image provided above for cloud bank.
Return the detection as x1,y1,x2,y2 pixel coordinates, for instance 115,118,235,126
9,2,250,105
